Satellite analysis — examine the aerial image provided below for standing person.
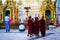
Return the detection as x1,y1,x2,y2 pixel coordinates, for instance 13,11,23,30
5,14,10,32
39,16,46,37
27,16,33,37
34,17,39,36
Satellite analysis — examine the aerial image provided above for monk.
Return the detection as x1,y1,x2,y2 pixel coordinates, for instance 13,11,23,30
34,17,39,36
39,16,46,37
27,16,33,37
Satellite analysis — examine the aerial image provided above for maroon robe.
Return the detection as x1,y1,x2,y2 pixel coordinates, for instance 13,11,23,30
34,19,39,35
39,19,46,36
28,18,33,35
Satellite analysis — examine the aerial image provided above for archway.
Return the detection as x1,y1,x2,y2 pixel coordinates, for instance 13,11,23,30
45,10,51,18
45,10,51,23
4,10,10,16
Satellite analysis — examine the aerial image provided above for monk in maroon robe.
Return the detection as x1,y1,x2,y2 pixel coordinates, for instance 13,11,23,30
27,16,33,37
39,16,46,37
34,17,39,36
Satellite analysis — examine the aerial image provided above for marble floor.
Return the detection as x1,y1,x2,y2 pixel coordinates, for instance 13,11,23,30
0,27,60,40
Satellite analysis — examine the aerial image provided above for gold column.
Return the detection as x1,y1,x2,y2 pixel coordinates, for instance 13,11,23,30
13,7,16,23
51,10,53,19
13,7,15,23
44,11,46,20
14,7,18,23
15,7,18,23
10,7,13,19
15,0,18,23
2,10,3,23
40,8,42,19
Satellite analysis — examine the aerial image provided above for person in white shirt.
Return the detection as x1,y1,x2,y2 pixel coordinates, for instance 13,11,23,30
5,14,10,32
19,23,25,32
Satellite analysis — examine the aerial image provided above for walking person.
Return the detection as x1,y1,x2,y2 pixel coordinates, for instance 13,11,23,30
27,16,33,37
5,14,10,32
34,17,39,37
39,16,46,37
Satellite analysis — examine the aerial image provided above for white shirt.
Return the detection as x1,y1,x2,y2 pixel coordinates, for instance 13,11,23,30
19,24,25,30
5,16,10,21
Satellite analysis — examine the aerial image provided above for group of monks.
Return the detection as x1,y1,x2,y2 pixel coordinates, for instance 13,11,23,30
27,16,46,37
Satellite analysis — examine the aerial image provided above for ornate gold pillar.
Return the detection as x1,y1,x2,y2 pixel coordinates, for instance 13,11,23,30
10,7,13,19
15,7,18,23
12,7,15,23
14,7,18,23
1,10,3,23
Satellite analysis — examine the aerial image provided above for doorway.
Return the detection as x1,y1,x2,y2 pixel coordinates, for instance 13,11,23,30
45,10,51,18
45,10,51,23
4,10,10,16
4,10,10,22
